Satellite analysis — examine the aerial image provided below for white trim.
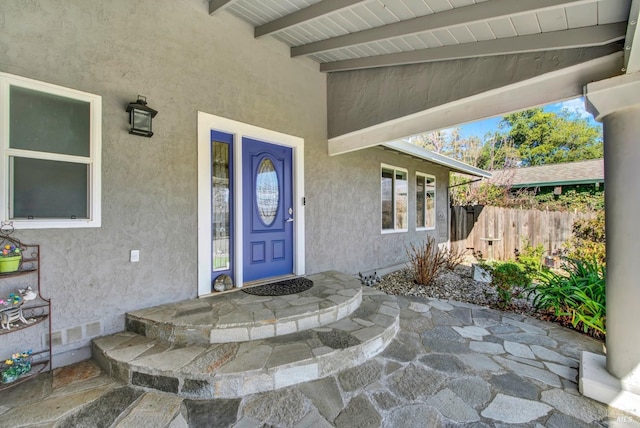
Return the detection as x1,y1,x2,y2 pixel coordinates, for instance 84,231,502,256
328,52,623,157
415,172,436,231
585,72,640,121
0,72,102,229
384,142,491,178
197,112,305,297
381,164,408,234
580,352,640,418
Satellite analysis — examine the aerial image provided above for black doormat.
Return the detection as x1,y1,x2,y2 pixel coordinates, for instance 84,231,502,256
242,277,313,296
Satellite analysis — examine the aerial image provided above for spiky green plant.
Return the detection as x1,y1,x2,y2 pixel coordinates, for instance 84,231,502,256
527,257,606,336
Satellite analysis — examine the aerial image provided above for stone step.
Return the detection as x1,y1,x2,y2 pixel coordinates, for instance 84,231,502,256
92,287,399,398
125,271,362,345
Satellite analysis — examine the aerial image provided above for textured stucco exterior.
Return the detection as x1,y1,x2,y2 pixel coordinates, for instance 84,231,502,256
305,145,451,275
0,0,330,365
1,0,451,365
327,45,622,138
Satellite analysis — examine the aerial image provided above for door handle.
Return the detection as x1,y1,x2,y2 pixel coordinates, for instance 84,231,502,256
286,218,294,222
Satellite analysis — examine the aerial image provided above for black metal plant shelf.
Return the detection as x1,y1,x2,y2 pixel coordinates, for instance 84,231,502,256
0,268,37,278
0,232,52,392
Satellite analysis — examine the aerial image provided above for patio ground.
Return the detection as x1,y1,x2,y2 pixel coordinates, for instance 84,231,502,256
1,294,637,427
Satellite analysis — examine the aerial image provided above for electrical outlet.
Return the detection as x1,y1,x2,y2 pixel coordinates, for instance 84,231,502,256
130,250,140,263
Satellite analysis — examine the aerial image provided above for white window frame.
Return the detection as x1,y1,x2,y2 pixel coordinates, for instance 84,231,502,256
416,172,436,231
381,164,408,234
0,72,102,229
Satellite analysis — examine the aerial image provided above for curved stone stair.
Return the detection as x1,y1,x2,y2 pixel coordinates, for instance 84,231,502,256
124,272,363,345
92,272,399,398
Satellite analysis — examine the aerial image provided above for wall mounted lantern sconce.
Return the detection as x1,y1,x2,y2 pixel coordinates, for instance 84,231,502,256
126,95,158,137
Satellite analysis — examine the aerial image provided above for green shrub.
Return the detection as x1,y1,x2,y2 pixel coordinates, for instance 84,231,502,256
489,261,531,308
564,212,605,266
407,237,446,286
526,257,606,337
515,241,545,274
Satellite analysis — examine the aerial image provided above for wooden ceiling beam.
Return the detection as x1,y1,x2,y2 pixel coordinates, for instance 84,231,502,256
209,0,239,16
328,53,623,155
292,0,597,57
624,0,640,73
255,0,369,38
320,23,627,72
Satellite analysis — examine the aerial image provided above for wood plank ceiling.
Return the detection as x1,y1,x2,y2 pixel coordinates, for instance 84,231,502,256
209,0,634,72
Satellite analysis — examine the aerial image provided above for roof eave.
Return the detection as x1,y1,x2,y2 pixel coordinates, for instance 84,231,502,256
381,141,492,178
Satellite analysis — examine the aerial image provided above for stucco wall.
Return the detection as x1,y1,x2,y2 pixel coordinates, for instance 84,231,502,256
1,0,453,366
327,45,622,138
305,144,450,275
0,0,329,365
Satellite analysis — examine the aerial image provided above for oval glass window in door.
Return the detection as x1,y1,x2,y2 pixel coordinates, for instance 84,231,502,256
256,158,279,225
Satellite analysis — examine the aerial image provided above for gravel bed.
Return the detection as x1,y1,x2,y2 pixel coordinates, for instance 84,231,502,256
374,264,535,314
375,264,605,341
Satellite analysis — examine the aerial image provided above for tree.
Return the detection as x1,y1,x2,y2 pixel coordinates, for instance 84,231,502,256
476,134,520,170
406,129,484,166
497,108,602,166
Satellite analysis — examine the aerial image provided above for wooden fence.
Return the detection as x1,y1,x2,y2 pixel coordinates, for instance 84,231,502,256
450,205,595,260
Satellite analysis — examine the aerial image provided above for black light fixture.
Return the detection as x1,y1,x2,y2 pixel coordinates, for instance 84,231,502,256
126,95,158,137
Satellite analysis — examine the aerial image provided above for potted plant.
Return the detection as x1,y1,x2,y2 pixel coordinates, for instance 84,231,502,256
1,350,32,383
0,244,21,273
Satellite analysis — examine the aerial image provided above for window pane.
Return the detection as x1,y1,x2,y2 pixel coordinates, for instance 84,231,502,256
395,170,407,230
381,168,393,229
416,176,425,228
12,157,88,219
426,191,435,228
427,177,435,228
10,85,91,157
212,141,230,271
256,158,279,225
426,176,436,190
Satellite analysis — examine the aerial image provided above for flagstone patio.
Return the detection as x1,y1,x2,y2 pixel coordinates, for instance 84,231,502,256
1,279,637,427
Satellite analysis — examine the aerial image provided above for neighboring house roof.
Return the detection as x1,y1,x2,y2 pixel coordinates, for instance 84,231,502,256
381,141,492,178
489,158,604,188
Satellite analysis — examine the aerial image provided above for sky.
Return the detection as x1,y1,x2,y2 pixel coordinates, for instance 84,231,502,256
442,97,601,140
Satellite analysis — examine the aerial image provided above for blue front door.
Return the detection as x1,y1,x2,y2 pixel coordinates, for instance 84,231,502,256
242,137,294,282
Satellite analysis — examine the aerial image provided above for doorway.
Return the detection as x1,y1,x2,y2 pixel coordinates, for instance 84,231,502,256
197,112,305,296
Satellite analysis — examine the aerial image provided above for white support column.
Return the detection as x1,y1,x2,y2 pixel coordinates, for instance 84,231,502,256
582,72,640,417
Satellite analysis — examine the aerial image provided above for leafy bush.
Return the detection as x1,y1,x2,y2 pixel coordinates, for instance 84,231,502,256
407,237,446,285
564,212,605,266
450,180,604,212
534,187,604,212
515,241,545,274
526,257,606,337
489,261,531,308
